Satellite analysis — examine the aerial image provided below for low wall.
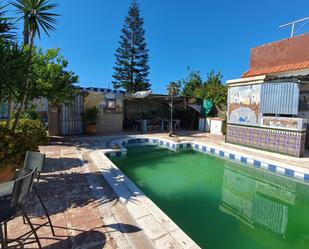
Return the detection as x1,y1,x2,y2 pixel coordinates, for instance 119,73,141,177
96,114,123,134
226,124,306,157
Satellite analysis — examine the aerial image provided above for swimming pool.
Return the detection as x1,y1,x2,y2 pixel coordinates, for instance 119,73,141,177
111,144,309,249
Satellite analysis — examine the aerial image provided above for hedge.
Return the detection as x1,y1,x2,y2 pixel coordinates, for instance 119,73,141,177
0,118,49,170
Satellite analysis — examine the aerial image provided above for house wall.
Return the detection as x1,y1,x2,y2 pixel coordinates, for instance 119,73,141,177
84,91,123,134
298,83,309,119
0,98,48,120
226,83,307,157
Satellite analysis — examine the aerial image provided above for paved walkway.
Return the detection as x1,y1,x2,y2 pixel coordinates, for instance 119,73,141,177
7,142,154,249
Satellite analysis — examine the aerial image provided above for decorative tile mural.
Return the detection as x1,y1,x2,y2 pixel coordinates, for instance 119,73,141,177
84,91,123,114
262,117,306,131
226,124,306,157
228,84,261,126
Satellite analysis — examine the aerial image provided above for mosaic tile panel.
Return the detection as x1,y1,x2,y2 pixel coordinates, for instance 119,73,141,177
226,125,306,157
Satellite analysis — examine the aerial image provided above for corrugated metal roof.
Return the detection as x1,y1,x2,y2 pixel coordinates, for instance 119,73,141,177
242,61,309,78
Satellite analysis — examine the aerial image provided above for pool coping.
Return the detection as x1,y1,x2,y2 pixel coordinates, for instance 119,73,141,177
106,135,309,184
90,148,200,249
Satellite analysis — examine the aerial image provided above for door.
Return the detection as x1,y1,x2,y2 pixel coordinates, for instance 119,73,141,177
59,95,84,135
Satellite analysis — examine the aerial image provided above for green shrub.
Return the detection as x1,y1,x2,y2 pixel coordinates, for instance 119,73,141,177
84,106,98,125
15,119,49,146
20,108,42,120
0,118,49,170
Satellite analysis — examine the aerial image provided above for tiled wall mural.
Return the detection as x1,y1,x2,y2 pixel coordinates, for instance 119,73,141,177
262,117,306,131
228,85,261,126
226,124,306,157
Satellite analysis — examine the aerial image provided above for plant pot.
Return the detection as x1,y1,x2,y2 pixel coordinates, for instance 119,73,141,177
0,166,14,183
85,124,97,135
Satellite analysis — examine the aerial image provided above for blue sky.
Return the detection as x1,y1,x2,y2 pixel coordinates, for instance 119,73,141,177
28,0,309,93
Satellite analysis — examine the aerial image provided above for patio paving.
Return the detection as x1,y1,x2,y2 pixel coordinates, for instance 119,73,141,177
6,142,154,249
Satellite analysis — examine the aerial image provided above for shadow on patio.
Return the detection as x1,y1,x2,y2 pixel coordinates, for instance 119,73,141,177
6,148,145,248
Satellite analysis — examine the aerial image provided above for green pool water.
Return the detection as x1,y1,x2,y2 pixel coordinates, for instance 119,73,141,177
111,145,309,249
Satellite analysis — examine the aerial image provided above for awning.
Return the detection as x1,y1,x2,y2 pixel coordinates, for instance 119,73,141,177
127,90,152,99
188,104,201,113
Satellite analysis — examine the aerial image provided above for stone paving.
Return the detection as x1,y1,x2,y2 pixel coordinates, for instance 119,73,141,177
6,142,154,249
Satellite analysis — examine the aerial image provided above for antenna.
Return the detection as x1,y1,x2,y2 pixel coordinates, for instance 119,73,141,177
279,17,309,37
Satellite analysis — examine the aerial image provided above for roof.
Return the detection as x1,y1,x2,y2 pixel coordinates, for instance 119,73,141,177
227,75,267,86
242,61,309,78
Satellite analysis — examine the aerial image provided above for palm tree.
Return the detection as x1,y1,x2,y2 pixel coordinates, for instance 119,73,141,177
0,3,14,40
11,0,58,131
12,0,58,47
166,81,181,137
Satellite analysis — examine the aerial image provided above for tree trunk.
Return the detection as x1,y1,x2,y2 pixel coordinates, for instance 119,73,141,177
23,17,30,45
215,104,222,113
12,32,35,133
5,92,13,129
130,33,135,92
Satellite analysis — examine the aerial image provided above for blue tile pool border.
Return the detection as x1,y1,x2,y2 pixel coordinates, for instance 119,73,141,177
105,137,309,184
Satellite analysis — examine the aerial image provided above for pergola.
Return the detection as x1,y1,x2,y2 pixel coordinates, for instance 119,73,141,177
123,91,197,132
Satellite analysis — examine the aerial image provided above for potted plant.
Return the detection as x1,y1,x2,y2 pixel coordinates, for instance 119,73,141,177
84,106,98,135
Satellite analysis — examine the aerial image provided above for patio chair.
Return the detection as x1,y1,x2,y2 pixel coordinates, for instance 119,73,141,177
0,168,42,249
132,119,140,131
23,151,55,236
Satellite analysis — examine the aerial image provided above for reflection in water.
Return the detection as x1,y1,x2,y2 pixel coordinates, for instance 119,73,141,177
220,162,297,236
114,146,309,249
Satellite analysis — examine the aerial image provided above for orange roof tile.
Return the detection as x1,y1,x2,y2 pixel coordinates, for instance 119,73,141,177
242,61,309,78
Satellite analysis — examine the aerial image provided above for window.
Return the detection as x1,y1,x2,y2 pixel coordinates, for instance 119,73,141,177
107,99,116,109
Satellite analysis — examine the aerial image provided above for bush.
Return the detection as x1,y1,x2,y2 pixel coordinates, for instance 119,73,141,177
0,118,49,170
20,108,42,120
84,106,98,125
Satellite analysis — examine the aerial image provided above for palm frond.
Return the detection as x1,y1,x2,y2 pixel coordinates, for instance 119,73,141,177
11,0,59,40
0,3,15,40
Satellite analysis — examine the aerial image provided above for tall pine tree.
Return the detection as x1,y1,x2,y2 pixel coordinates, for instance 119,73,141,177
112,0,150,93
